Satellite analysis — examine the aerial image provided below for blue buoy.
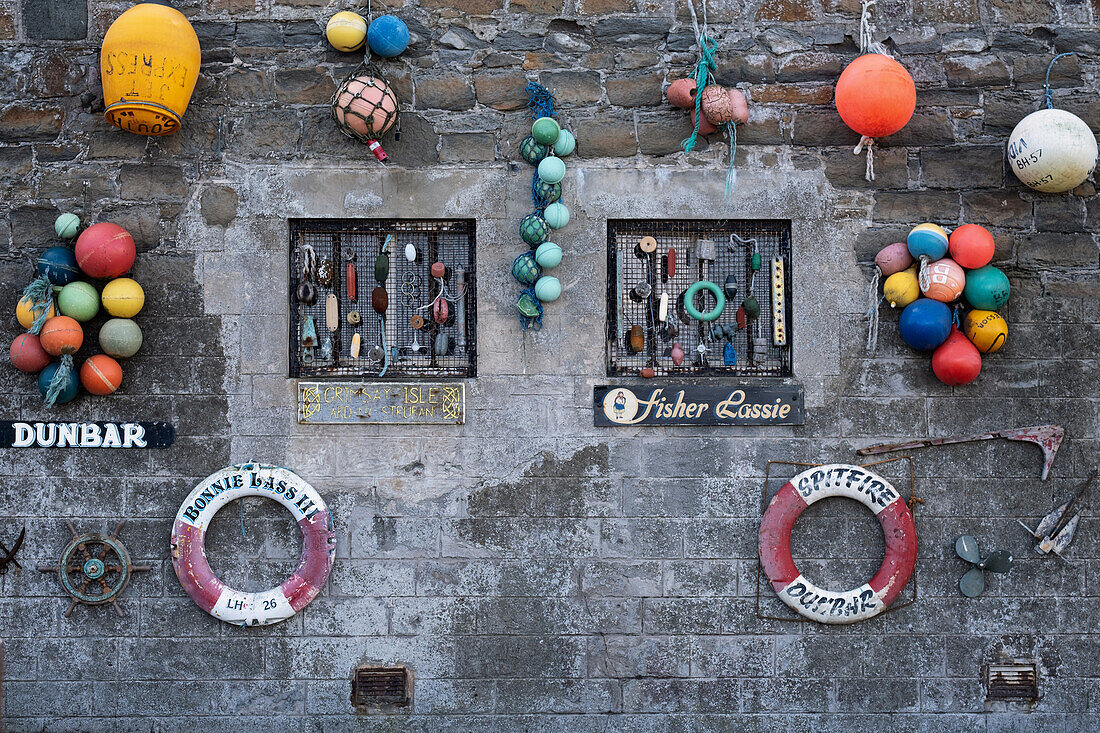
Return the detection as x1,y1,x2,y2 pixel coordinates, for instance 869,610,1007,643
899,298,951,351
724,342,737,366
367,15,409,58
37,246,80,286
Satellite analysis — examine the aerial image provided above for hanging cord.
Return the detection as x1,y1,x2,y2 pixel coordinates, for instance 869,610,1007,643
916,254,931,291
680,34,718,154
44,354,73,407
854,135,875,181
300,244,317,281
21,277,54,334
239,499,246,538
1044,52,1075,109
853,0,888,180
865,267,882,352
724,121,738,197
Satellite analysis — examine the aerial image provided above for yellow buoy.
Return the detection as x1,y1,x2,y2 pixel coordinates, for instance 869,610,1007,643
326,11,368,52
100,4,201,136
16,295,55,330
883,265,920,309
963,309,1008,354
101,277,145,318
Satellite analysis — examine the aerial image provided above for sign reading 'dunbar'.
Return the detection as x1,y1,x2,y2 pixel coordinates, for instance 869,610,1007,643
298,382,465,425
594,385,804,426
0,421,175,448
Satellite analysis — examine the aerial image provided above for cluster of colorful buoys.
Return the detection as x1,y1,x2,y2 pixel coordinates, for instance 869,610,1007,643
872,223,1010,386
513,97,576,330
10,215,144,405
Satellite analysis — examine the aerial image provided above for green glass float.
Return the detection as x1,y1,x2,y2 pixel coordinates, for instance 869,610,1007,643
512,251,542,285
520,213,550,246
535,179,561,204
553,129,575,157
517,290,541,319
532,116,561,145
543,202,570,230
519,135,549,165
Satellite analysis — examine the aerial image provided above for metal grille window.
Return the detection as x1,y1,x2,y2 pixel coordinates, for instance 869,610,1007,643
289,219,476,379
350,665,411,707
606,219,792,378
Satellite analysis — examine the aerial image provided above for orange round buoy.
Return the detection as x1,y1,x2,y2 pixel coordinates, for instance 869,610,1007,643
666,77,697,109
81,354,123,395
919,257,966,303
835,53,916,139
700,84,735,125
948,224,995,270
39,316,83,356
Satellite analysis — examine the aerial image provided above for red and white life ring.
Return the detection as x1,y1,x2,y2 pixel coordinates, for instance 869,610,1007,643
171,464,335,627
759,464,917,624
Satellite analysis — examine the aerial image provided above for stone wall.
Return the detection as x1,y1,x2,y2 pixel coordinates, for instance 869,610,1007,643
1,0,1099,729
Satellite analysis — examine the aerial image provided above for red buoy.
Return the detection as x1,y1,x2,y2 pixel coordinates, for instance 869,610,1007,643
932,327,982,386
948,224,995,270
10,333,51,373
81,354,124,395
75,222,136,279
835,54,916,139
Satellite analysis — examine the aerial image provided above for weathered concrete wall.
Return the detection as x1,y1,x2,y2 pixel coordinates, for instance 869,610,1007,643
1,0,1099,729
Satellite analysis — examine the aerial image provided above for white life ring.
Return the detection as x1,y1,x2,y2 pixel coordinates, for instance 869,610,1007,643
759,464,917,624
171,463,335,627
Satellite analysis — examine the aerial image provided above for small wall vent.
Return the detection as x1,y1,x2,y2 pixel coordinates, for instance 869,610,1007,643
986,661,1039,702
351,665,411,708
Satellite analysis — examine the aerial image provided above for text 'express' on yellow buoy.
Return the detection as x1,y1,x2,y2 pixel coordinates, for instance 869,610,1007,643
100,3,201,136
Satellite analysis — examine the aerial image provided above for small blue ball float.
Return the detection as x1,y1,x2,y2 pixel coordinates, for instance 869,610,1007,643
543,202,570,229
537,156,566,185
535,242,562,269
367,15,409,57
37,246,81,286
553,130,576,157
512,251,542,285
907,223,949,261
899,298,951,351
534,275,562,303
38,361,79,404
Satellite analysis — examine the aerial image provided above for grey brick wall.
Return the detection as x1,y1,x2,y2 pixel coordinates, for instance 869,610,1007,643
1,0,1098,729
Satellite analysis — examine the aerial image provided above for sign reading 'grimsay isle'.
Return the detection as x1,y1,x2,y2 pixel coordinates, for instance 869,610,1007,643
594,385,804,426
298,382,465,425
0,421,175,448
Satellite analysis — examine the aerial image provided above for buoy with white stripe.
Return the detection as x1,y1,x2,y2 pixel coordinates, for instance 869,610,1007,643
759,463,917,624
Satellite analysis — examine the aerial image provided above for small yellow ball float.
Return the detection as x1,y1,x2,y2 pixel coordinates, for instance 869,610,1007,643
326,11,368,52
101,277,145,318
883,265,919,309
16,294,55,330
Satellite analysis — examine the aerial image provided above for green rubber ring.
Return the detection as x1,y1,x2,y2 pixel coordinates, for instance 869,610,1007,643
684,280,726,322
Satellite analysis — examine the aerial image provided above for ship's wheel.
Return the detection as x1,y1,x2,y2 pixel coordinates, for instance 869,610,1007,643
38,520,150,618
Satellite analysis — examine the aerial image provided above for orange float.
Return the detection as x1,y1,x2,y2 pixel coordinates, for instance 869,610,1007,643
835,54,916,139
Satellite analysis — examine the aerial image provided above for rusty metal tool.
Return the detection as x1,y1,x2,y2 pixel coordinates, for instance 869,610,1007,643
0,527,24,573
1017,470,1096,558
857,425,1064,480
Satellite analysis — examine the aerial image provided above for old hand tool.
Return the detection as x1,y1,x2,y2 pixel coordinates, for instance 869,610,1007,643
0,526,25,573
857,425,1064,480
1017,470,1097,558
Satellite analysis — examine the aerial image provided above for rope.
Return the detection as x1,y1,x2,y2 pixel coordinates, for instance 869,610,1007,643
724,121,737,198
916,254,930,290
526,82,555,120
44,354,73,407
1044,52,1075,109
859,0,875,53
21,276,54,334
865,267,881,353
853,135,875,181
239,500,246,538
680,34,718,154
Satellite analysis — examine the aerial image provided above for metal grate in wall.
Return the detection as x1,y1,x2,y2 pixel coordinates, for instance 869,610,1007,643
606,219,793,378
986,661,1039,702
350,665,411,707
289,219,477,379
